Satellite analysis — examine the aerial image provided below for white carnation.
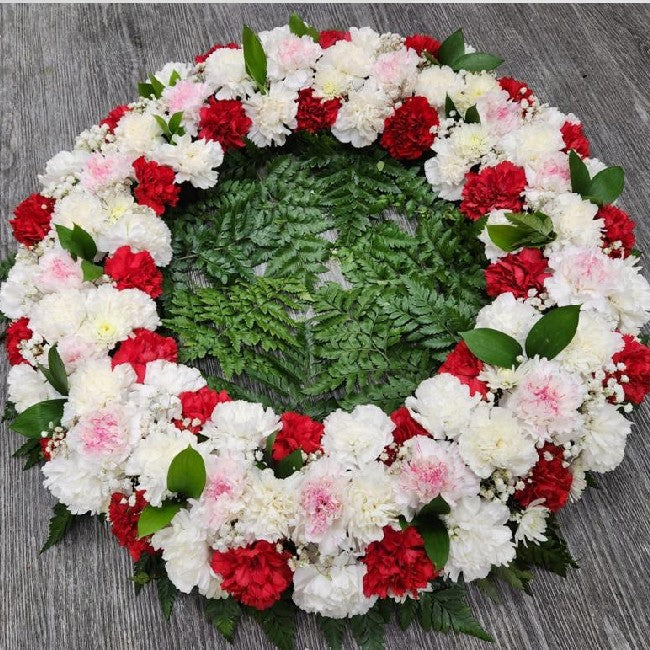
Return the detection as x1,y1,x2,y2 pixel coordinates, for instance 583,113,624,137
542,192,602,250
143,360,206,396
38,149,90,191
244,83,298,147
450,72,500,114
29,288,87,343
51,187,106,240
475,293,541,345
0,255,40,319
203,47,254,99
8,364,60,413
112,111,164,155
514,501,550,546
580,401,631,473
415,65,463,108
500,121,564,170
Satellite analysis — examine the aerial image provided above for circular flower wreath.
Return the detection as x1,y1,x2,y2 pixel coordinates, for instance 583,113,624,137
3,16,650,647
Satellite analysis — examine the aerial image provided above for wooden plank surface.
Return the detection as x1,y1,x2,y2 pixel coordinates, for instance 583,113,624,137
1,3,649,649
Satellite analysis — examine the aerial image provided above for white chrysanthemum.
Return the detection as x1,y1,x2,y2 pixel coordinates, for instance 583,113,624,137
112,111,164,155
292,558,377,619
313,66,356,99
8,364,60,413
29,288,87,343
394,437,479,514
415,65,463,108
504,357,586,442
343,461,398,547
500,121,565,170
151,509,225,598
443,496,515,582
64,358,136,423
543,192,602,250
203,47,254,99
124,424,197,506
475,293,541,345
38,149,90,191
458,406,537,478
42,451,130,515
555,310,624,376
153,133,223,189
0,255,40,319
202,400,281,455
51,187,106,239
371,47,419,98
514,501,550,546
331,82,392,148
143,360,206,396
580,401,631,473
236,466,297,543
405,374,481,439
450,72,500,114
244,84,299,147
261,27,321,89
322,404,394,468
609,257,650,335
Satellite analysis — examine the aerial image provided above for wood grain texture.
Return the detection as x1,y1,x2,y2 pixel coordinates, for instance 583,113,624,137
1,3,649,649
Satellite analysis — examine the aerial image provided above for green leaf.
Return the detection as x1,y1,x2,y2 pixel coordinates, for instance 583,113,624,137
12,438,44,471
55,223,97,261
40,502,80,553
10,399,66,438
525,305,580,360
168,69,181,86
318,615,346,650
275,448,303,478
491,564,534,595
419,584,494,642
138,81,155,99
248,598,296,650
205,597,241,643
167,446,206,499
81,259,104,282
437,29,465,66
516,516,578,577
397,598,418,630
415,495,451,518
451,52,503,72
585,471,599,489
486,211,555,252
587,166,624,205
154,114,171,137
418,517,450,570
569,150,591,196
349,603,387,650
137,502,182,538
38,345,69,396
464,105,480,124
157,571,178,620
289,13,319,42
242,25,267,93
149,74,165,99
445,94,459,119
461,327,522,368
168,111,185,136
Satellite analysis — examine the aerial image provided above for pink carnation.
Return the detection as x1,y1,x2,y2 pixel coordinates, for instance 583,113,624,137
67,407,135,461
162,79,211,120
35,249,83,293
80,152,134,193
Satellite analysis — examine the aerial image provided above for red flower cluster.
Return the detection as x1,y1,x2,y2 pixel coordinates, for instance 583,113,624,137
609,335,650,404
132,156,180,216
319,30,350,49
211,541,293,610
9,193,56,246
363,526,437,598
485,248,551,299
498,76,534,104
561,120,590,158
39,438,53,461
438,341,488,397
460,161,527,221
514,444,573,512
383,407,429,464
272,411,324,461
198,97,252,150
381,96,439,160
6,317,32,365
100,104,130,133
108,490,155,561
404,34,441,58
194,42,239,64
176,386,231,433
112,328,178,382
104,245,163,298
296,88,341,134
598,204,636,258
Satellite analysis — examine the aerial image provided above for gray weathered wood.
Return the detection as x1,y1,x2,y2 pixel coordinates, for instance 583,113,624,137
1,4,649,649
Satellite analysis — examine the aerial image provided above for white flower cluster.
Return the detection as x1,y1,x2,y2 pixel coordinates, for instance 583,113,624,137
1,23,647,622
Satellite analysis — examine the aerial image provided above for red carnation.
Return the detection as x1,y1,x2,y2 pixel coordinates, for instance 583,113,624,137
404,34,441,58
198,97,252,150
319,30,351,49
460,161,527,221
514,444,572,512
498,77,534,104
296,88,341,134
363,526,437,598
211,541,293,610
132,156,180,216
485,248,551,299
112,328,178,382
176,386,231,433
561,121,590,158
272,411,324,461
194,42,239,64
609,335,650,404
100,104,131,133
598,204,635,258
108,491,155,561
104,245,163,298
438,341,488,397
380,96,439,160
5,317,33,365
9,194,56,246
384,407,429,465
